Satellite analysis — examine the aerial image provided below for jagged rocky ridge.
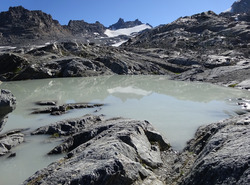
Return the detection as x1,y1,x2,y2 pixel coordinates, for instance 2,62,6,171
0,6,150,46
123,10,250,88
0,6,71,45
0,5,249,89
109,18,145,30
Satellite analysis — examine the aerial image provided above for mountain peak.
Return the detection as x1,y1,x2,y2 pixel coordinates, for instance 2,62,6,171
0,6,68,45
108,18,144,30
8,6,27,12
67,20,106,36
117,18,125,24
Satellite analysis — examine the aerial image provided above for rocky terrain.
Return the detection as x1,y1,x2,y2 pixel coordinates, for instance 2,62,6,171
0,6,151,46
0,89,21,157
108,18,146,30
0,6,71,46
0,0,250,184
0,89,16,132
21,113,250,185
0,3,249,89
123,10,250,89
180,112,250,185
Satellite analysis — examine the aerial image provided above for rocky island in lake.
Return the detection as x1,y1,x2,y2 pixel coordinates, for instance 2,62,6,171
0,0,250,184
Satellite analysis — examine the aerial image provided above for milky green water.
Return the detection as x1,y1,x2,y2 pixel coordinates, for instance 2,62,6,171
0,75,249,185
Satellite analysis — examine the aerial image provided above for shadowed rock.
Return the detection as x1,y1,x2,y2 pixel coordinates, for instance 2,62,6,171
31,102,104,115
0,89,16,132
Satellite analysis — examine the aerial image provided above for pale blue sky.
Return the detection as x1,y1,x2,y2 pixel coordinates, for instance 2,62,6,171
0,0,236,27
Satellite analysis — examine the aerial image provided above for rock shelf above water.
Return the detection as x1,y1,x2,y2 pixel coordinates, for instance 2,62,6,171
23,113,250,185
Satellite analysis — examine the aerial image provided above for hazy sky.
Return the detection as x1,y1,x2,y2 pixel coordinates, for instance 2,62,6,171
0,0,236,27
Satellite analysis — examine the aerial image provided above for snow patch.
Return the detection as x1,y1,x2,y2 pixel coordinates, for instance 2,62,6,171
112,40,128,47
105,24,151,38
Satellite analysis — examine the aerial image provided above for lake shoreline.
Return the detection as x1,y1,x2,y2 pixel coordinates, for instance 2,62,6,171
0,75,250,184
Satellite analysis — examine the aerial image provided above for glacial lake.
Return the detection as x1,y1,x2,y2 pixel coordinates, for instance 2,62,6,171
0,75,250,185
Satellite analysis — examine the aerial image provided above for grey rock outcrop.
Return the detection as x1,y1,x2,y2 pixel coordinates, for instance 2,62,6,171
23,112,250,184
31,102,104,115
31,115,103,136
0,89,20,156
0,42,177,81
230,0,250,14
67,20,106,37
0,89,16,132
108,18,147,30
0,129,24,156
179,113,250,185
0,53,29,81
24,115,173,185
124,10,250,88
0,6,71,45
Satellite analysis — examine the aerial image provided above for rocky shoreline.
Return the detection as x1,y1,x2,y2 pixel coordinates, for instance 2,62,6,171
20,113,250,185
0,0,249,184
0,86,249,184
0,40,249,91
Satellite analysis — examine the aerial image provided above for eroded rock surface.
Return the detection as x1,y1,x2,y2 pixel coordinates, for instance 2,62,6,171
23,111,250,185
24,115,175,185
179,113,250,185
0,129,25,156
0,89,16,132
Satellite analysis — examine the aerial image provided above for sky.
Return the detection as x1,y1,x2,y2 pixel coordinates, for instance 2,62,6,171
0,0,236,27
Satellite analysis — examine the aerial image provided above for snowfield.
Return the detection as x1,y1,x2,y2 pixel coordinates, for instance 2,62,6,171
104,24,152,38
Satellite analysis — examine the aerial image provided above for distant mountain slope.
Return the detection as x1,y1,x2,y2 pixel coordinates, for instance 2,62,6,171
67,20,106,37
0,6,152,46
230,0,250,13
0,6,70,45
123,10,249,52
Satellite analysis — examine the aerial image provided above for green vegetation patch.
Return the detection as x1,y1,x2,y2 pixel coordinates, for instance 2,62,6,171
228,83,238,88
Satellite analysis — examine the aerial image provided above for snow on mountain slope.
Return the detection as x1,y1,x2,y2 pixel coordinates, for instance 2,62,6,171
104,24,152,38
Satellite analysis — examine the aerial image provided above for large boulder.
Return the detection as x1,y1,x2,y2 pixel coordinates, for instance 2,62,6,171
0,53,29,81
0,89,16,132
